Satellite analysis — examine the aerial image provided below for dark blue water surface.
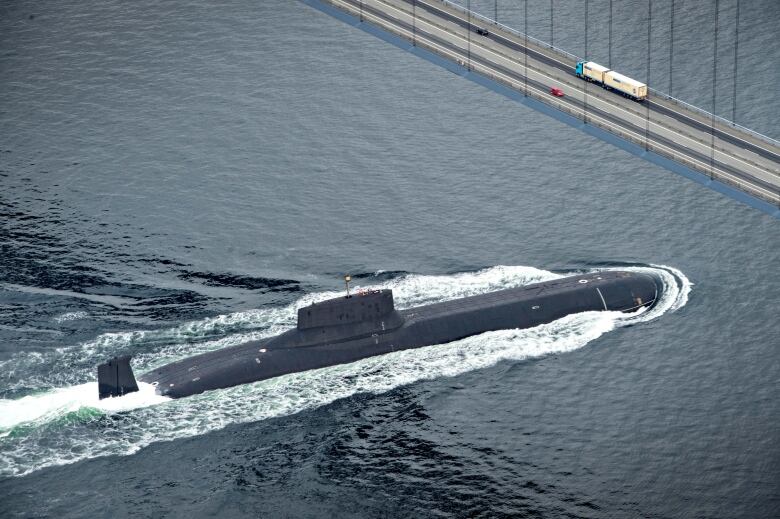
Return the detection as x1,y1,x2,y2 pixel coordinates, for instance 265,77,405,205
1,0,778,517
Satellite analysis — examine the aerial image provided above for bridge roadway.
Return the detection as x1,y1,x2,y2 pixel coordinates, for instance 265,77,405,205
322,0,780,208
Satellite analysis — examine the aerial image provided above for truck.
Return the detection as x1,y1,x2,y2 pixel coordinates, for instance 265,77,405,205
574,60,648,102
576,61,609,84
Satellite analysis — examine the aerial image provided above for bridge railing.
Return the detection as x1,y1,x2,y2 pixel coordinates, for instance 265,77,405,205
647,88,780,148
440,0,780,149
439,0,579,63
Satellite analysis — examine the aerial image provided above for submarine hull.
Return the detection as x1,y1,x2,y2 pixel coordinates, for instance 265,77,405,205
123,270,658,399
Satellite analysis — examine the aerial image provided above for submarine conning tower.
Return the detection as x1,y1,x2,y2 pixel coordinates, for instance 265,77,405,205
291,289,405,344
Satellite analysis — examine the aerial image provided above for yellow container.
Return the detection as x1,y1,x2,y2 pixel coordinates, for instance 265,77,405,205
604,70,647,100
583,61,609,84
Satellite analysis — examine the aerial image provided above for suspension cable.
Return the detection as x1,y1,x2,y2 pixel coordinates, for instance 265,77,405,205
711,0,719,179
584,0,589,124
524,0,528,96
646,0,652,151
669,0,674,96
732,0,740,123
608,0,613,68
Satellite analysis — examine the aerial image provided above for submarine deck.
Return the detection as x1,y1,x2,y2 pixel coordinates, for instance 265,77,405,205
399,270,640,322
137,270,657,397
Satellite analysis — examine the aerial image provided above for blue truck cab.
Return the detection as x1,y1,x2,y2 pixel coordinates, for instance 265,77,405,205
575,61,586,77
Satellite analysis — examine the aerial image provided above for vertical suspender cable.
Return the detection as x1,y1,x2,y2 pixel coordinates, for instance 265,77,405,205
584,0,588,124
669,0,674,96
524,0,528,96
550,0,554,47
710,1,720,177
646,0,652,151
359,0,363,22
495,0,498,23
412,0,416,46
732,0,740,123
467,0,471,70
608,0,613,68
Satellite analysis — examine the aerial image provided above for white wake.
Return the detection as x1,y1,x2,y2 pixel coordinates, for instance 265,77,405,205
0,265,691,477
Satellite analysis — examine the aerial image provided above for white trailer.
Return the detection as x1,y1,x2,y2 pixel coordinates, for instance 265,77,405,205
581,61,609,84
604,70,647,101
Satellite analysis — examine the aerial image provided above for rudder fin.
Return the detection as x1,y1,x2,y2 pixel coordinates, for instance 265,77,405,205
98,355,139,399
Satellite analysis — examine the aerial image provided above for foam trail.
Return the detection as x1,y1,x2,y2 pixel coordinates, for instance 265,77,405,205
53,312,89,323
0,265,690,477
0,266,559,391
0,383,168,433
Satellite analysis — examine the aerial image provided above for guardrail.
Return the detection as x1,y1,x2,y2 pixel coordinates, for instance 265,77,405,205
648,88,780,148
440,0,780,149
439,0,579,63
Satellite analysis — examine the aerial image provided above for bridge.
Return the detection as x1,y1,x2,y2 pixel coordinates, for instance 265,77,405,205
305,0,780,218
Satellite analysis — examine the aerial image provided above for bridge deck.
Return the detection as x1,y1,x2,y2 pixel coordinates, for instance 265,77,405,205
312,0,780,212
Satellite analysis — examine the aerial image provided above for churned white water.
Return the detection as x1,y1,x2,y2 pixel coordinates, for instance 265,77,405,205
0,265,690,477
0,383,168,432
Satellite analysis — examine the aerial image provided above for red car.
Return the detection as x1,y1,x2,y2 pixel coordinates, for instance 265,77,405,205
550,87,565,97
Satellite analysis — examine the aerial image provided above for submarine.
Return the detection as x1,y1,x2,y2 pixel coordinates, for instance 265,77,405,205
98,270,659,400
